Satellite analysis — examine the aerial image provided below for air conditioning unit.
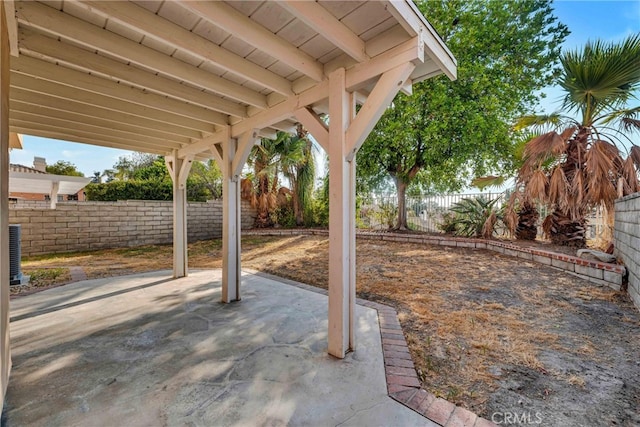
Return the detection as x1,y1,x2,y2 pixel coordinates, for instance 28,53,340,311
9,224,26,285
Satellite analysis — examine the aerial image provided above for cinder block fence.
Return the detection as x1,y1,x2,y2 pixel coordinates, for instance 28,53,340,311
614,192,640,311
9,200,256,256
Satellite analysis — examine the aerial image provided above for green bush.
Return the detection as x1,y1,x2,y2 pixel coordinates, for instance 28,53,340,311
439,196,502,238
85,179,210,202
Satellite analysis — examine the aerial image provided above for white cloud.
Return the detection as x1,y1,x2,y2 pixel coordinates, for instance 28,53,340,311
62,149,91,159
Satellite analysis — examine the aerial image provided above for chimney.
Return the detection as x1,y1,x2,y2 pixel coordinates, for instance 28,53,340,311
33,156,47,172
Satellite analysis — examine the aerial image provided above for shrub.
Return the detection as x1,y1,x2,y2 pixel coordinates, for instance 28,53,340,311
440,196,502,238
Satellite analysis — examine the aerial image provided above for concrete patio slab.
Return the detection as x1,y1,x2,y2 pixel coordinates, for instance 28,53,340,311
4,270,435,426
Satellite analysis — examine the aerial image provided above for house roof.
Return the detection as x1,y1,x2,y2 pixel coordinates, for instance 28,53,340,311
7,0,456,159
9,163,46,174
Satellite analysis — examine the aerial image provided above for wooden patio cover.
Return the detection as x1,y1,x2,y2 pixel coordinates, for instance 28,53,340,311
0,0,456,408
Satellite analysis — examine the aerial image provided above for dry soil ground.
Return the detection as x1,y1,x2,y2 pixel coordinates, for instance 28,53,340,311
17,235,640,426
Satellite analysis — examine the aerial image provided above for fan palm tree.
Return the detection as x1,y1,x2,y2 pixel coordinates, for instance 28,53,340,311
514,34,640,247
280,125,316,226
245,131,312,227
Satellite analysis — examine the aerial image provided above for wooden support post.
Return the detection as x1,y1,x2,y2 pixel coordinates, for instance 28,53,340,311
323,64,415,358
166,152,193,278
221,136,240,302
0,1,11,410
327,67,355,358
217,128,258,303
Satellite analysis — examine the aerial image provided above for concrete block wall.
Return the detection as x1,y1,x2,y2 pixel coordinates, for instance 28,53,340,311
614,192,640,311
9,199,256,256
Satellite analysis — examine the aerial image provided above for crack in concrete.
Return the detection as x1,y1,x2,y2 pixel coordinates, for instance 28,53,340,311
334,400,387,427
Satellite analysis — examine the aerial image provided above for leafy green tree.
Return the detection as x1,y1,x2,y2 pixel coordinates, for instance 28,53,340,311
45,160,84,177
87,153,218,202
111,152,158,181
513,34,640,247
189,159,223,200
357,0,568,229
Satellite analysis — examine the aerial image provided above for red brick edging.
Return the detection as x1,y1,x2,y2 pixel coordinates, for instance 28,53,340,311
357,297,498,427
249,270,497,427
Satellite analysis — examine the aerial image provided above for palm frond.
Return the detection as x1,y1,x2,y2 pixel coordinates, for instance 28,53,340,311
481,210,498,239
630,145,640,169
560,34,640,124
523,131,566,164
514,114,568,132
548,166,569,212
470,175,505,190
525,168,548,202
620,157,640,196
598,106,640,133
569,170,585,212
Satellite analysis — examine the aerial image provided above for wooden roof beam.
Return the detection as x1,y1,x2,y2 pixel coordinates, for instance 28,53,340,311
9,124,179,154
277,1,368,63
3,0,18,56
75,1,294,97
11,55,228,127
16,1,267,108
10,118,184,151
18,30,246,118
179,0,325,82
10,83,208,139
385,1,456,80
9,103,191,144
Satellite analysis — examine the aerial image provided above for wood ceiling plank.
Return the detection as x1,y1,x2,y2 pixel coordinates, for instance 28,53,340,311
10,84,208,139
11,113,187,149
17,2,267,108
9,123,180,154
179,0,325,82
18,29,247,118
277,1,368,62
12,55,228,126
78,1,293,96
10,107,190,146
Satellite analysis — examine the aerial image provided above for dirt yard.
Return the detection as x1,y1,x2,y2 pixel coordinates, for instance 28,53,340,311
17,235,640,426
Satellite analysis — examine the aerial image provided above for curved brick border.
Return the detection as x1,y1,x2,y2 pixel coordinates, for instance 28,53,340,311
248,269,497,427
244,229,626,291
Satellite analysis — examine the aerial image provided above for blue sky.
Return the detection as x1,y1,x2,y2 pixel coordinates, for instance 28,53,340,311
9,0,640,176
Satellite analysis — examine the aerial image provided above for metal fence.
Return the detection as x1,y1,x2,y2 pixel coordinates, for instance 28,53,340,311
357,192,609,242
357,192,505,233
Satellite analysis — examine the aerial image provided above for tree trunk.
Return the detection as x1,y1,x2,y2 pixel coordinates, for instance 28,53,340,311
254,166,273,228
516,202,539,240
292,181,303,226
394,177,409,230
544,211,586,248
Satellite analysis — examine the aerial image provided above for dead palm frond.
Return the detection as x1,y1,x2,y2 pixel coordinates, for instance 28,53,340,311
523,131,566,163
620,157,640,195
548,166,569,212
481,210,498,239
629,146,640,169
503,205,519,236
525,169,548,202
541,214,555,239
